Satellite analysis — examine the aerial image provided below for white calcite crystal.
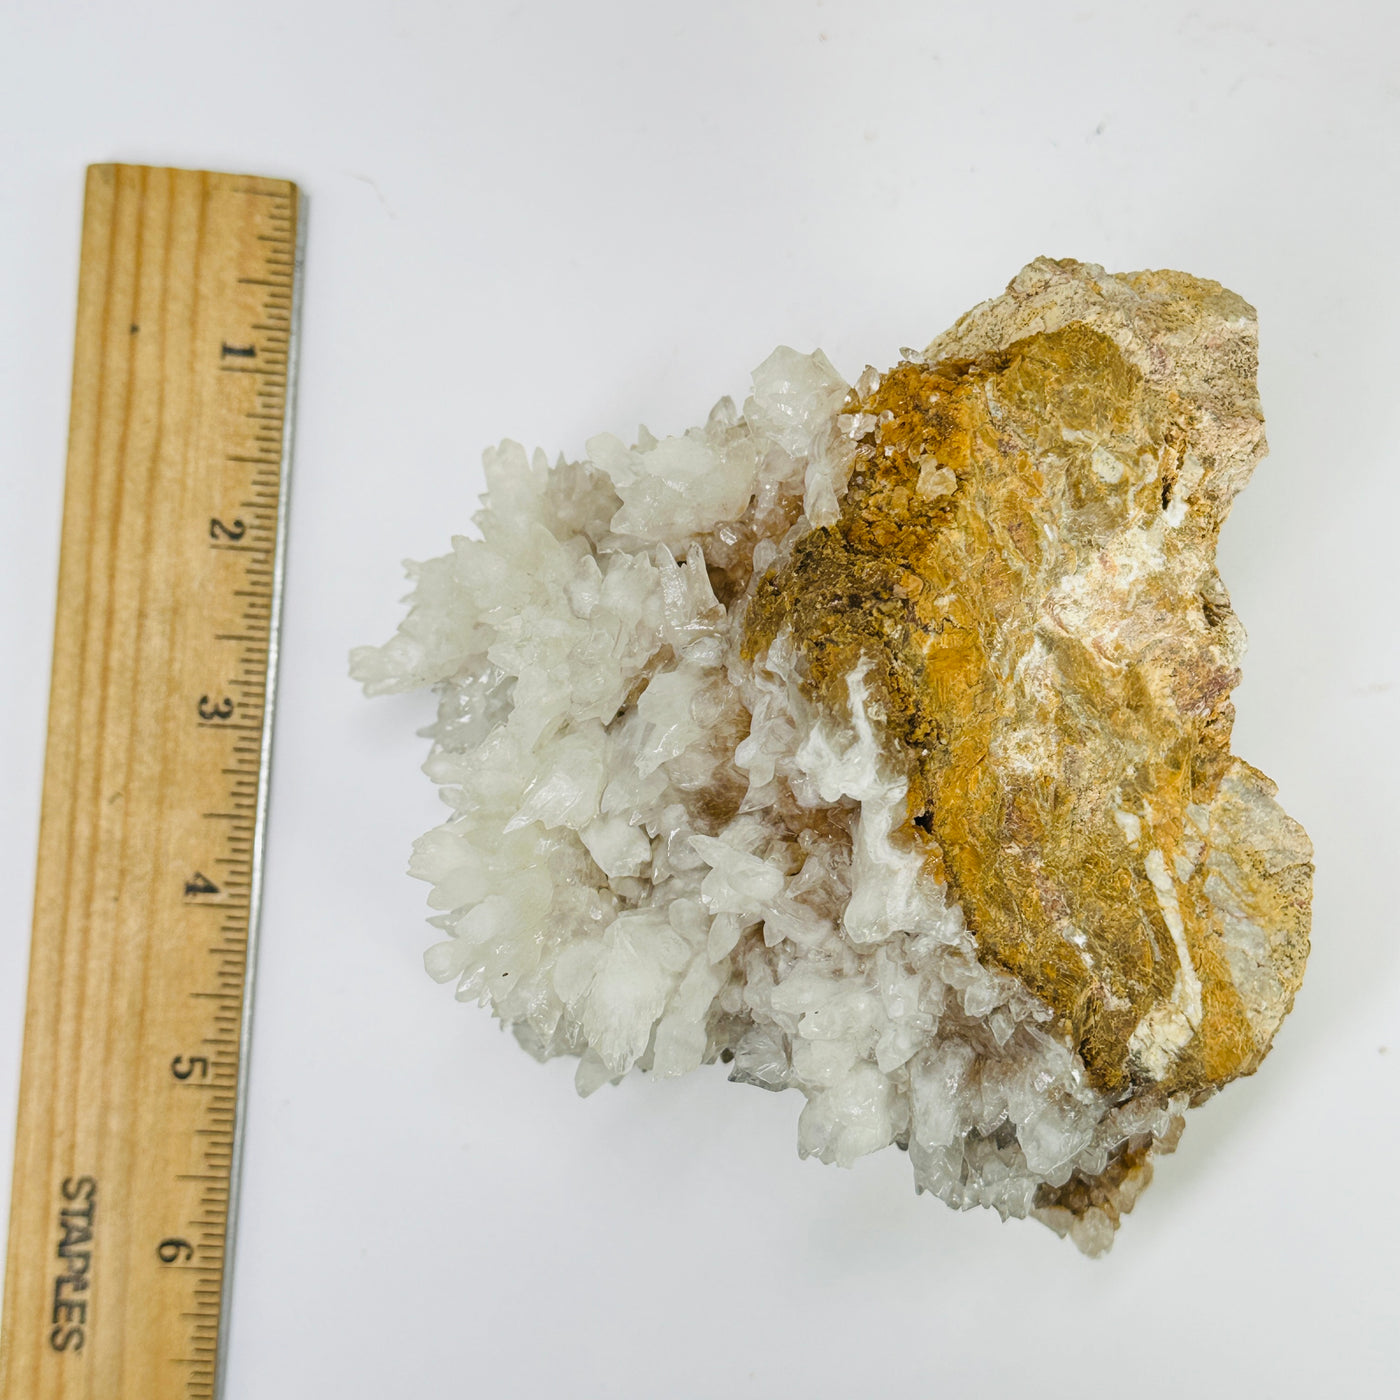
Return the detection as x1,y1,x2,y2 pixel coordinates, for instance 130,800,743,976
355,259,1311,1253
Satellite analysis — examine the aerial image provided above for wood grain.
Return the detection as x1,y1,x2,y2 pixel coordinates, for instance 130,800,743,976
0,165,298,1400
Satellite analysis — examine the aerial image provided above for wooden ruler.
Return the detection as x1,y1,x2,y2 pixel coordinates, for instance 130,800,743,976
0,165,303,1399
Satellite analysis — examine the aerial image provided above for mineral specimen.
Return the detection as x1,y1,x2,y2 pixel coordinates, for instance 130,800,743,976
354,258,1312,1253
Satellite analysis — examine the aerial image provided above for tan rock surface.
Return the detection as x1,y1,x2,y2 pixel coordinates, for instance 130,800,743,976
746,257,1312,1103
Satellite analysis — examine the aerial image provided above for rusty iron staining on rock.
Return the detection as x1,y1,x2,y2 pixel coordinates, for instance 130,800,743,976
745,259,1312,1104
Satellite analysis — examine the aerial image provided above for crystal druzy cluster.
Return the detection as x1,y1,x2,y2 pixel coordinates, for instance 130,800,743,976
354,259,1312,1253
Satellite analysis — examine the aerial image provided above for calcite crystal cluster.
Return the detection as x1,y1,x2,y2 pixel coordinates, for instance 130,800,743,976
354,259,1312,1253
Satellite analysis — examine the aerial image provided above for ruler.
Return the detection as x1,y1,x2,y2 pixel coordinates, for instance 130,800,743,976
0,165,303,1399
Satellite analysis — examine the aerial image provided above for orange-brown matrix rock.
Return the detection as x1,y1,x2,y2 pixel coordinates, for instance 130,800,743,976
746,258,1313,1105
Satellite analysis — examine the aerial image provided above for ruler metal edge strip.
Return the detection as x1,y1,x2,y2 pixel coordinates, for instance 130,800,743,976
213,186,307,1399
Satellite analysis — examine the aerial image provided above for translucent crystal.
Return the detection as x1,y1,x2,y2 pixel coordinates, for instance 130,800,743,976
354,259,1312,1252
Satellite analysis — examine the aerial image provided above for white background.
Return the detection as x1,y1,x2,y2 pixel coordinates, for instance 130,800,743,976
2,2,1397,1395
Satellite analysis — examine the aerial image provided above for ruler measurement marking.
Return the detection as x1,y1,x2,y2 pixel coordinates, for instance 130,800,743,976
1,167,300,1400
